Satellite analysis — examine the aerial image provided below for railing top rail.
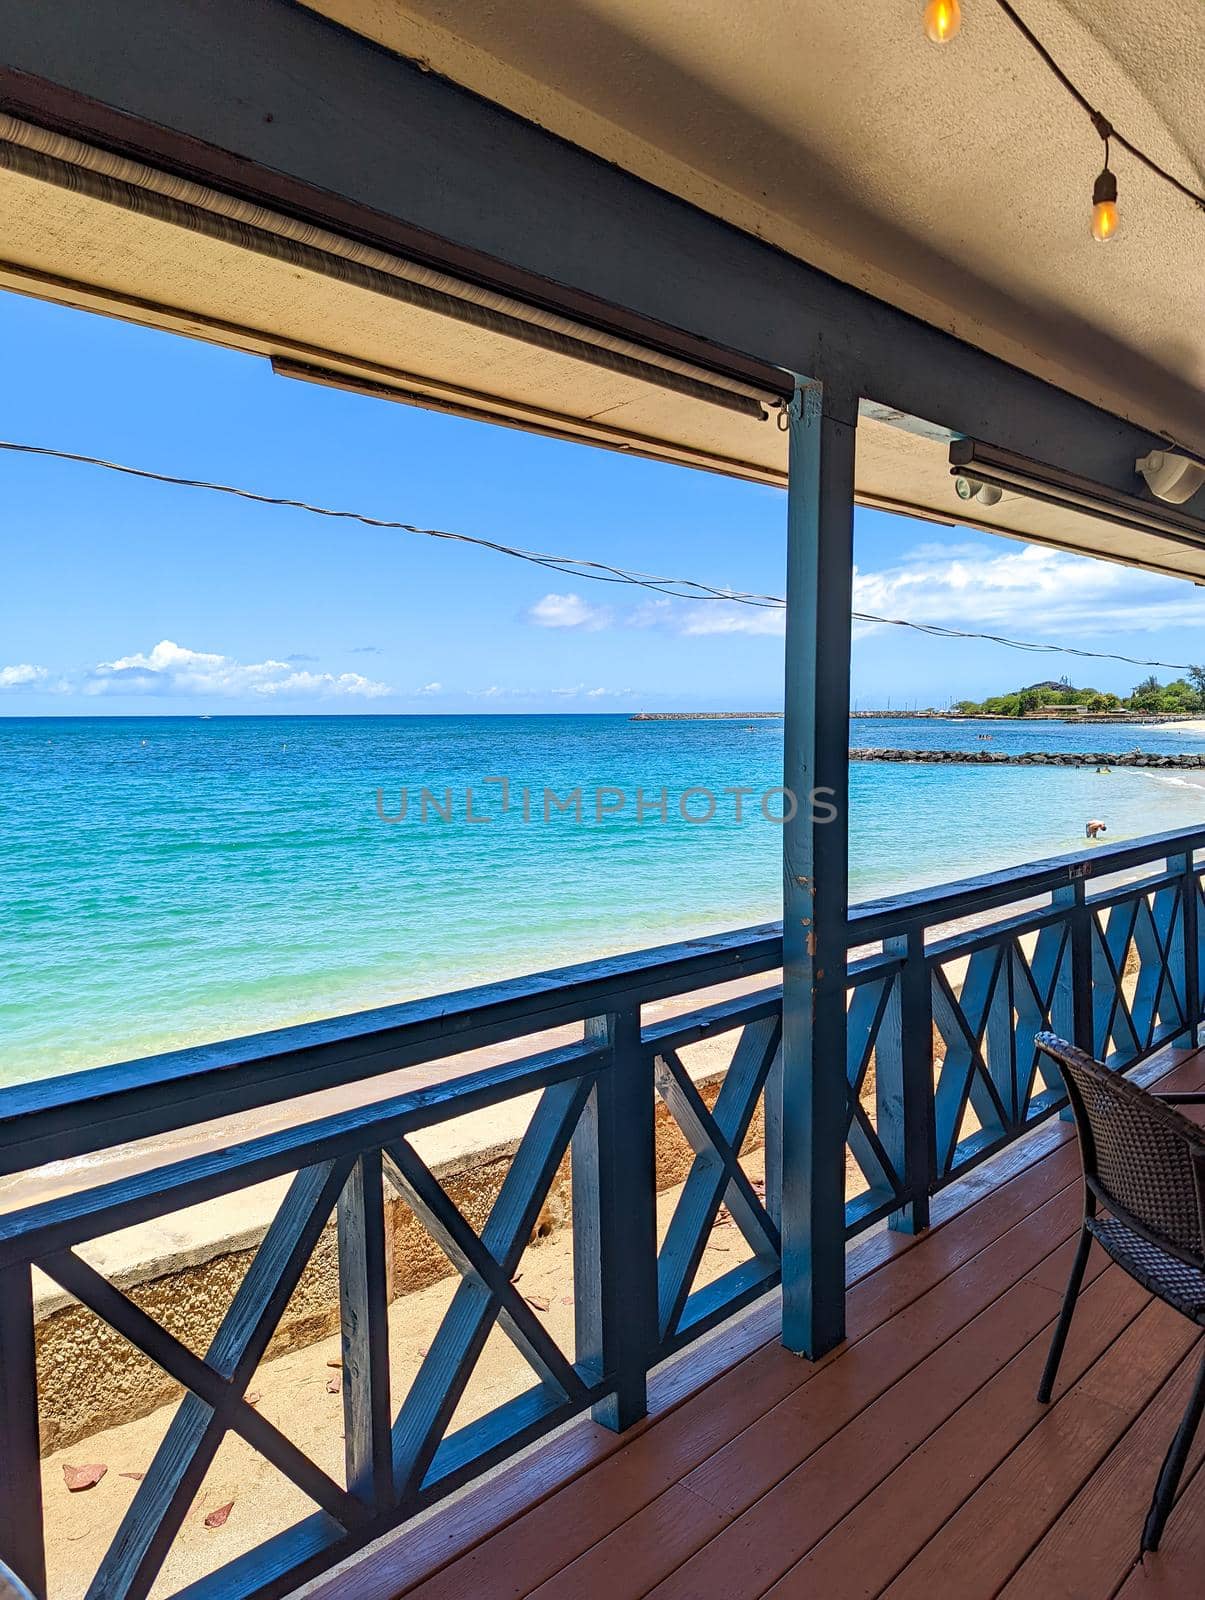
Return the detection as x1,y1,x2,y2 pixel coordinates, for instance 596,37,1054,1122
0,1039,608,1270
2,824,1200,1181
0,923,780,1178
849,823,1205,943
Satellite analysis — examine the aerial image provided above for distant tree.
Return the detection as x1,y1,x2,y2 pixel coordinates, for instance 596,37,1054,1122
1187,665,1205,707
1126,675,1199,714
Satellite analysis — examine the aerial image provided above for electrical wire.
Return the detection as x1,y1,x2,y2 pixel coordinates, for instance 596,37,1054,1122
990,0,1205,217
850,613,1193,672
0,439,785,609
0,436,1199,674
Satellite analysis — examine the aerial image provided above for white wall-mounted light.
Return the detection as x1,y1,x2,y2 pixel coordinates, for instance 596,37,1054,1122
1136,451,1205,506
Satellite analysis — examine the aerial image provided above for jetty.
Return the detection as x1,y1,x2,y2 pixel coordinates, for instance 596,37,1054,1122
629,711,782,721
852,747,1205,769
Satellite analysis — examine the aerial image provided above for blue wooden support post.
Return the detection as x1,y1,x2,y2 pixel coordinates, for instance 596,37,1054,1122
880,931,935,1233
0,1263,45,1599
573,1007,657,1430
781,379,857,1358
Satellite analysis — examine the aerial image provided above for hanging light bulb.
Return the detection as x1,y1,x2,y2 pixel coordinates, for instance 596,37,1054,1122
923,0,962,43
1091,154,1119,242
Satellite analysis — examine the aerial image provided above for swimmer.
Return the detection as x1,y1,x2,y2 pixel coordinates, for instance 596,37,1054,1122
1085,819,1107,840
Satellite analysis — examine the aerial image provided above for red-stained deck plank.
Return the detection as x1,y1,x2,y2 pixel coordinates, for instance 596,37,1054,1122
999,1342,1205,1600
1113,1454,1205,1598
880,1298,1202,1600
539,1193,1091,1600
763,1263,1152,1600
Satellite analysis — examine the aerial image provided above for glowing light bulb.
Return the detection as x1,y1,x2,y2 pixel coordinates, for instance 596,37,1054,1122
1091,166,1119,242
1092,199,1119,242
924,0,962,43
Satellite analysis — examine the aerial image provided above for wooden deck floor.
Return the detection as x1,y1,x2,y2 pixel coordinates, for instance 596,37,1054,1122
310,1045,1205,1600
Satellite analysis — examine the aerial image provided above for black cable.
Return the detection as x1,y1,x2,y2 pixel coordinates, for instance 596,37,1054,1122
0,436,1198,673
991,0,1205,215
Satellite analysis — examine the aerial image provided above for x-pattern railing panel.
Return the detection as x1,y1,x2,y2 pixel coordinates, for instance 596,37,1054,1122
930,917,1070,1181
382,1074,593,1502
40,1159,360,1600
652,1012,782,1344
1090,883,1187,1066
844,969,905,1213
932,948,1011,1178
1010,918,1070,1111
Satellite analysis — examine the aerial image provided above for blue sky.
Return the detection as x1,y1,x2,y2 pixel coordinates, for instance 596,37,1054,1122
3,291,1204,714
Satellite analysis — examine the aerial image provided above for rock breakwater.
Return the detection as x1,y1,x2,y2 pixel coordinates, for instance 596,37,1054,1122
851,749,1205,769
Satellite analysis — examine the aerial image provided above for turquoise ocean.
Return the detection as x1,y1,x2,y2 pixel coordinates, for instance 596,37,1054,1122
3,714,1205,1085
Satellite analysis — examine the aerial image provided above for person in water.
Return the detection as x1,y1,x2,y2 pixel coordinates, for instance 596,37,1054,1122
1085,819,1107,840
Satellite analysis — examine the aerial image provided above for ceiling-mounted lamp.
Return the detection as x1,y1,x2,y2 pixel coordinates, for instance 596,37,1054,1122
1136,450,1205,506
955,476,1004,507
923,0,962,44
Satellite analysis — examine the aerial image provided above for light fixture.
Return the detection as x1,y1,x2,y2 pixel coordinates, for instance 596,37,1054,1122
923,0,961,44
1092,165,1118,241
949,438,1205,548
1136,451,1205,506
1089,117,1119,241
955,475,1003,507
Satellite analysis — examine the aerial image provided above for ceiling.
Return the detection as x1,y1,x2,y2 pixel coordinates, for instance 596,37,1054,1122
2,2,1204,582
304,0,1205,458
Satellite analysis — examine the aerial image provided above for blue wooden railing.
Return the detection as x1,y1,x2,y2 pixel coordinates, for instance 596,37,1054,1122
0,826,1202,1600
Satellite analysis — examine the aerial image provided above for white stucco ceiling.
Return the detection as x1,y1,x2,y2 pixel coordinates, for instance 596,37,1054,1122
304,0,1205,456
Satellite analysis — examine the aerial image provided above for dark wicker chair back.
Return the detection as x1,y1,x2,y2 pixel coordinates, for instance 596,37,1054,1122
1034,1033,1205,1263
1033,1032,1205,1555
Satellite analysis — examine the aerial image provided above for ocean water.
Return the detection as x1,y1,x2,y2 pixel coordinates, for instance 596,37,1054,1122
2,714,1204,1084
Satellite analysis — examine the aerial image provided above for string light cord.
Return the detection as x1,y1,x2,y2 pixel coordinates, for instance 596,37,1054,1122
991,0,1205,217
0,436,1197,673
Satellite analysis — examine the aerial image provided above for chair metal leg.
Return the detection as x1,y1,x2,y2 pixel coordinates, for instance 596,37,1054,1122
1141,1348,1205,1553
1037,1224,1092,1404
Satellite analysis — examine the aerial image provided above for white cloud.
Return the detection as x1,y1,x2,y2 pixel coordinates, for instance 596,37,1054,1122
630,598,675,629
551,683,635,699
851,543,1205,639
622,539,1205,646
526,592,612,630
417,681,443,695
0,663,49,688
677,604,786,637
84,640,391,699
466,682,631,701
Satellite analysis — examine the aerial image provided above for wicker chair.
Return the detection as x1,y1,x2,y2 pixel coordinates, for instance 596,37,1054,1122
1034,1033,1205,1553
